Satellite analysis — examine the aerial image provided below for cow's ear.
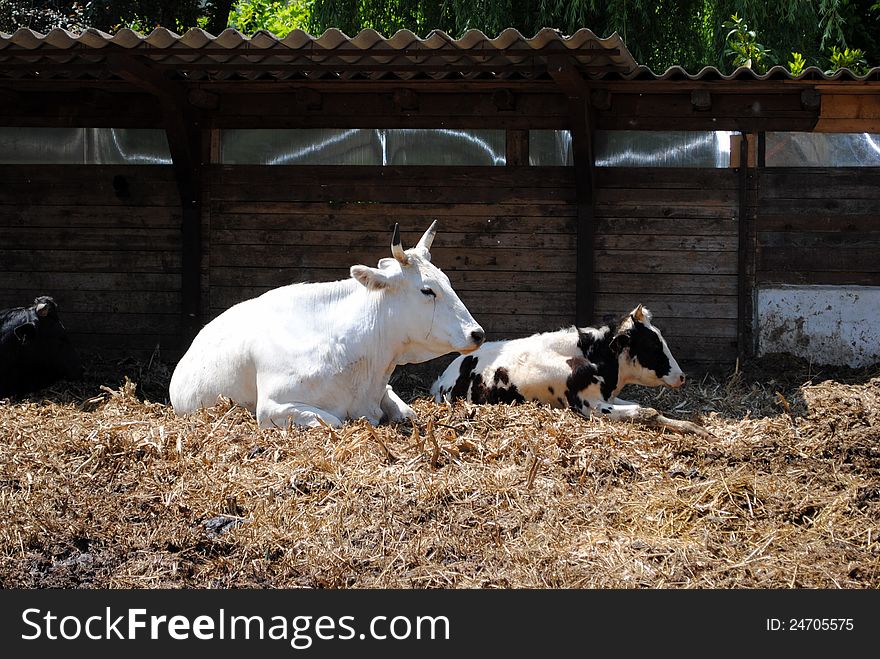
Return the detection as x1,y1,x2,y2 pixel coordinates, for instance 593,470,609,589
631,304,650,324
350,264,391,290
13,322,36,344
610,331,630,355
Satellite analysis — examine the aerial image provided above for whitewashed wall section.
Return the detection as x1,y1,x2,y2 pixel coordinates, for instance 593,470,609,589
757,286,880,367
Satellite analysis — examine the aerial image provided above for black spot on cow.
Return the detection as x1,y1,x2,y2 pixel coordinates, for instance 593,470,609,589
565,356,599,410
475,368,524,405
629,322,671,377
548,385,555,395
470,373,489,403
573,327,620,401
0,296,82,397
450,355,479,400
556,397,564,406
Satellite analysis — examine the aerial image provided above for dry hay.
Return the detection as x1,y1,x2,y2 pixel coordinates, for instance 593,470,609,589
1,353,879,589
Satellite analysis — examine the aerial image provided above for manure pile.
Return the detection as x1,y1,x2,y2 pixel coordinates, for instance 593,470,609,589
1,355,878,588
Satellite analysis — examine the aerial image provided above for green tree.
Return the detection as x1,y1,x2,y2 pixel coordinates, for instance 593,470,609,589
228,0,311,36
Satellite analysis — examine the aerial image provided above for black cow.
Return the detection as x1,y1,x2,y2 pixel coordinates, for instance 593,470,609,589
0,296,83,397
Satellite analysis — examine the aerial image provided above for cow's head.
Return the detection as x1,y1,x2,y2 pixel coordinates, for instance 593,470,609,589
350,222,484,363
23,296,83,381
610,304,685,388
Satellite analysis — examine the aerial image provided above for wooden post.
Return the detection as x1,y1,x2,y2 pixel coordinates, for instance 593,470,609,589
550,60,596,327
107,54,203,347
737,133,758,360
506,129,529,166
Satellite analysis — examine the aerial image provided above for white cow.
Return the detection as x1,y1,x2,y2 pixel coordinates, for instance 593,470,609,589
170,222,485,428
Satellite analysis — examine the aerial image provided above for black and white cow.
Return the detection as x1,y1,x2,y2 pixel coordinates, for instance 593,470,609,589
432,304,710,436
0,296,83,398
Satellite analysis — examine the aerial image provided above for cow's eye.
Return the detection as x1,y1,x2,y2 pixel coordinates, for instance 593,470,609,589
421,287,436,298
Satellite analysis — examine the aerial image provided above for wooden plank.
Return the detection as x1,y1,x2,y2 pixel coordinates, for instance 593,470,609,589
594,234,736,252
756,270,880,286
0,289,179,314
212,201,577,218
0,206,181,229
756,213,880,232
758,230,880,248
758,198,880,215
595,273,738,296
595,294,738,320
759,169,880,199
0,271,180,292
820,94,880,119
210,246,576,272
595,250,737,275
596,217,737,235
211,212,577,235
595,168,739,190
594,205,736,220
0,228,180,251
212,165,575,190
758,247,880,272
67,332,182,353
211,228,575,250
0,250,181,272
209,183,576,204
596,188,738,206
51,312,181,335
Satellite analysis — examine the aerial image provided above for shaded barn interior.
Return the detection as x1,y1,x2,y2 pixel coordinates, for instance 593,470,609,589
1,27,878,374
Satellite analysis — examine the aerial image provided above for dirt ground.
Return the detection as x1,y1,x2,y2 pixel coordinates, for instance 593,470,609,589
1,352,878,589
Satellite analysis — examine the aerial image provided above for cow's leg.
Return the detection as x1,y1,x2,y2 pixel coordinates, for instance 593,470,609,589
583,398,713,439
380,384,417,423
256,399,343,429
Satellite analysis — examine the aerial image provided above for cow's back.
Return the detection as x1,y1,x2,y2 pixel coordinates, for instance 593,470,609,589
432,328,581,406
169,297,262,414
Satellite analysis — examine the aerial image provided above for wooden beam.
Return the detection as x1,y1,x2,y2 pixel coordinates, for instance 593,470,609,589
106,53,203,344
737,134,757,360
550,61,596,326
506,129,529,166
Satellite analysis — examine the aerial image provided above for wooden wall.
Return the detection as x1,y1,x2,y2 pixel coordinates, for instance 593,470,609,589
756,168,880,286
0,165,182,354
593,168,740,365
0,163,743,367
206,165,578,341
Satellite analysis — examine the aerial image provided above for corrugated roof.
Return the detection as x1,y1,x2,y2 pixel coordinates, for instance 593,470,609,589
2,27,877,84
0,26,636,82
621,64,880,82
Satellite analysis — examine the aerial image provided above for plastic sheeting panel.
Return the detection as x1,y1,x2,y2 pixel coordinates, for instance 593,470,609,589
220,128,506,165
529,130,573,166
0,128,171,164
594,131,734,167
766,132,880,167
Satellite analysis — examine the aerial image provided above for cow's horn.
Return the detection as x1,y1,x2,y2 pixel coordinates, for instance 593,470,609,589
416,220,437,254
391,223,408,264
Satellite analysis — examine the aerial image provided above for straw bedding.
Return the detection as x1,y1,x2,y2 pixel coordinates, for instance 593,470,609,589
1,353,878,589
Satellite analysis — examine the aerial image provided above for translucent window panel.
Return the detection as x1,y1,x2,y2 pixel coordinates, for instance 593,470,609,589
383,129,504,165
766,132,880,166
86,128,171,164
595,131,734,167
219,128,506,165
529,130,573,166
0,128,171,164
0,127,85,163
221,129,382,165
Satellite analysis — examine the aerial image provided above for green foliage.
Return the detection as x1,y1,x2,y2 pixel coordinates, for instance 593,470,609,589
787,51,806,76
722,13,772,72
229,0,310,36
826,45,869,74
